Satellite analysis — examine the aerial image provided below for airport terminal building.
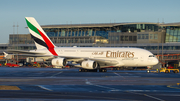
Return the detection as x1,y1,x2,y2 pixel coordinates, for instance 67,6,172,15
5,22,180,55
0,21,179,65
0,21,180,68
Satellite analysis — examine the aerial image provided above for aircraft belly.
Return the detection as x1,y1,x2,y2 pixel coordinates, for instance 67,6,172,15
122,60,136,66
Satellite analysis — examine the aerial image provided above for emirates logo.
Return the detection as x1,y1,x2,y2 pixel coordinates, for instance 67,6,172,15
56,60,59,65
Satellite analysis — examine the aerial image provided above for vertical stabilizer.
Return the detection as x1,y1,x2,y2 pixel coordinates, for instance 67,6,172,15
25,17,56,50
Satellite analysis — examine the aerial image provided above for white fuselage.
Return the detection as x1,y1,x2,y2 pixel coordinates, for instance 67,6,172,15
33,47,159,67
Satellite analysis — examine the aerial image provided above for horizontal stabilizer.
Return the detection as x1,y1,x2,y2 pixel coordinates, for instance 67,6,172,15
3,52,8,57
7,50,45,54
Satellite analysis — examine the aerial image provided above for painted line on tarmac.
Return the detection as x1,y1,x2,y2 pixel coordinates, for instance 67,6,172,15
86,79,165,101
114,72,126,79
85,79,121,91
156,94,180,97
167,85,180,89
38,85,53,91
50,71,63,77
144,94,165,101
127,91,165,101
0,85,21,90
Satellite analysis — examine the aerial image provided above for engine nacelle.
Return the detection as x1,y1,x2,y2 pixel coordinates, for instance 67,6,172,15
81,60,98,69
51,58,66,66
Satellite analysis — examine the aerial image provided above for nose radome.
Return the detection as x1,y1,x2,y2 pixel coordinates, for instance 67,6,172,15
152,58,159,65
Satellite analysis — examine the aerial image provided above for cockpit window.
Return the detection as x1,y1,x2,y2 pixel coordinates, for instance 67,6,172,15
149,55,155,57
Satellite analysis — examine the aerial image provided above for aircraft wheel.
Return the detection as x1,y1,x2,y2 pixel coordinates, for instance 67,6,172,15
93,69,98,72
99,68,107,72
165,70,169,73
174,70,178,73
79,69,85,72
99,69,102,72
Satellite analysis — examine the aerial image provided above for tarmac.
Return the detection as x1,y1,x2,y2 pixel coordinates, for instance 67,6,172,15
0,67,180,101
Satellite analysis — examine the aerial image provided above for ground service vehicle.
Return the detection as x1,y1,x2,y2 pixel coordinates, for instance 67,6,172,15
159,68,179,73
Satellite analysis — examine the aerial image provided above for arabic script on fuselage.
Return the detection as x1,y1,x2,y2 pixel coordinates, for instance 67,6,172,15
92,52,103,55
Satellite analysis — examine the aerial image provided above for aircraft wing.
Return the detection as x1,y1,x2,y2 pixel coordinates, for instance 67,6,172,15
57,55,123,67
7,50,45,54
4,51,123,67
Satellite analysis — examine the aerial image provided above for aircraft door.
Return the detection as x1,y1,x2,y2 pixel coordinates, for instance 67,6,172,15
140,56,144,62
59,50,63,54
76,50,79,55
135,55,144,66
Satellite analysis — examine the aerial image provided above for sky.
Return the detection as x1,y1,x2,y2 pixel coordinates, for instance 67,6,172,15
0,0,180,43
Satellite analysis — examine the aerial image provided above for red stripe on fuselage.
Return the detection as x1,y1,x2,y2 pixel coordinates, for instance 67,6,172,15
37,29,58,56
48,48,58,56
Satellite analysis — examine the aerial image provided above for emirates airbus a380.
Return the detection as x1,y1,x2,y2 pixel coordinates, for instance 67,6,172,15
5,17,159,72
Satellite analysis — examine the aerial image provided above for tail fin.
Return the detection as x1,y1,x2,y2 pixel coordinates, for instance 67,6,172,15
25,17,56,50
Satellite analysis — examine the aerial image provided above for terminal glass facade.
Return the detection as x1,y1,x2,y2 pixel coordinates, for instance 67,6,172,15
44,28,116,39
137,34,149,39
43,24,159,41
165,26,180,42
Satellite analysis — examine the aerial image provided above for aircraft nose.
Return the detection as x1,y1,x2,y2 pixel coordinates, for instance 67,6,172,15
152,58,159,65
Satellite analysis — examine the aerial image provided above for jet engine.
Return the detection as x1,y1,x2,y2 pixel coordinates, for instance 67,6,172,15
51,58,67,66
81,60,98,69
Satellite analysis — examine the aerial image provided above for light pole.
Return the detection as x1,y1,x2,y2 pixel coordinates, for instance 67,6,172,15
13,23,15,49
16,23,19,64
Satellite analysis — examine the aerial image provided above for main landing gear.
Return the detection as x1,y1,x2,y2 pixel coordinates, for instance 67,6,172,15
79,68,107,72
99,68,107,72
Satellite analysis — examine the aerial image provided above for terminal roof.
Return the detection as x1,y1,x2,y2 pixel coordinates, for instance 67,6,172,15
41,22,161,28
40,22,180,28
